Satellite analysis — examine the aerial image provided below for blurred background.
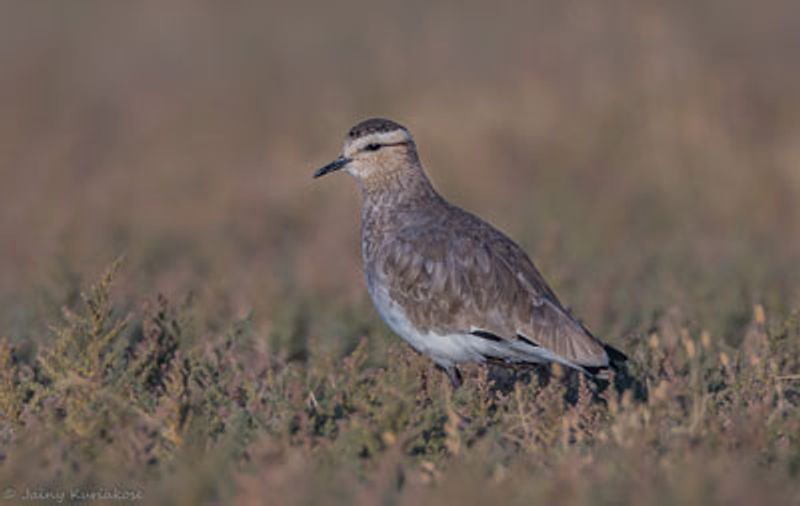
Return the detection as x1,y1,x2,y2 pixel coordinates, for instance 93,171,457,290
1,0,799,349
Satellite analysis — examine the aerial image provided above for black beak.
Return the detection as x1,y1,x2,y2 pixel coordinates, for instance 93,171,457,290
313,156,350,178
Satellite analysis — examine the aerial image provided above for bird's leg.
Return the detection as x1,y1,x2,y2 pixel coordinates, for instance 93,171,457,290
437,365,463,389
437,366,474,428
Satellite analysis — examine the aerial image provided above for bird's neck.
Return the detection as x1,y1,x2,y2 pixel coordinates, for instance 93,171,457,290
359,165,440,211
359,166,443,243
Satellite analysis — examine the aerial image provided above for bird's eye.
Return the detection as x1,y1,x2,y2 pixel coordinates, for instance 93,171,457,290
364,143,382,152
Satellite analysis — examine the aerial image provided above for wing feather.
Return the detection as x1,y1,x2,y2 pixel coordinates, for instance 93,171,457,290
371,207,609,367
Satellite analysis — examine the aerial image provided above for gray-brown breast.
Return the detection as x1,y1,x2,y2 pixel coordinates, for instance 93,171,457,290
364,202,609,367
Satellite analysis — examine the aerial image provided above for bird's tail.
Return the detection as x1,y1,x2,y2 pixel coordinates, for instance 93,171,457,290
604,343,628,370
583,343,628,380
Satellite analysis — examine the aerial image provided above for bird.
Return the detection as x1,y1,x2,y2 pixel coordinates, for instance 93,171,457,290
313,118,627,388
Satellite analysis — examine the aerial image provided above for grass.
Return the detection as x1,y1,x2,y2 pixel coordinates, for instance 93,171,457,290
0,263,798,505
1,0,799,504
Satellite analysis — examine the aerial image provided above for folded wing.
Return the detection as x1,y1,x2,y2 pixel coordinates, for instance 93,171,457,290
371,209,611,369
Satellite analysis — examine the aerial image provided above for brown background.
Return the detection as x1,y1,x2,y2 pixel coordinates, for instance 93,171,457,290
1,0,798,346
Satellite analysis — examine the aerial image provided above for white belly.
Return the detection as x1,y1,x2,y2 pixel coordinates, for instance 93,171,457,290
367,281,516,368
366,277,573,370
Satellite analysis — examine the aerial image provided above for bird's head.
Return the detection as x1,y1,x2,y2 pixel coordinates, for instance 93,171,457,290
314,118,421,185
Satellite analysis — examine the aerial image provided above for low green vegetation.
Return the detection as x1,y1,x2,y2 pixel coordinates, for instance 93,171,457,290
1,263,797,505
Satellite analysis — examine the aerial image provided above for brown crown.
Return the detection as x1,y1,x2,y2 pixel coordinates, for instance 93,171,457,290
348,118,407,139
